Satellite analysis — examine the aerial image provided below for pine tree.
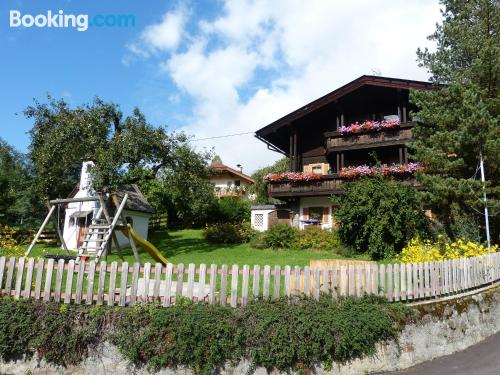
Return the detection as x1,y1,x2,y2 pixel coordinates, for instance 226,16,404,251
410,0,499,242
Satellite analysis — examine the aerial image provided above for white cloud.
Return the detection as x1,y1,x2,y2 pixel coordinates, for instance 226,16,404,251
128,0,442,173
125,6,187,61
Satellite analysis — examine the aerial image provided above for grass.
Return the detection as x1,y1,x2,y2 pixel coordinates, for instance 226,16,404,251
25,229,370,268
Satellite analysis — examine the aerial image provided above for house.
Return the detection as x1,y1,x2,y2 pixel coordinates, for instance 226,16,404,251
252,75,434,231
209,162,255,199
62,161,154,250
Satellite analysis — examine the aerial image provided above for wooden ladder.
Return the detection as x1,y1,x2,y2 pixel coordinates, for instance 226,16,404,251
78,193,129,263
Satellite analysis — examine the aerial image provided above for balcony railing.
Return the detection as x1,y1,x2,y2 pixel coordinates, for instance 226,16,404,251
268,175,344,197
215,187,247,198
268,174,419,198
325,122,415,152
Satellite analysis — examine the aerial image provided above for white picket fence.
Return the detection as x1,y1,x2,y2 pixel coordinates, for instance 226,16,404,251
0,253,499,307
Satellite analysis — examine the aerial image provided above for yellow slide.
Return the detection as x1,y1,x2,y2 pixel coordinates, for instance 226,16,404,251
120,224,169,265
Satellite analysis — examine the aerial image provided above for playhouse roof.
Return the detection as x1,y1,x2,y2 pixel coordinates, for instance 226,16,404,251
68,184,155,215
114,185,155,214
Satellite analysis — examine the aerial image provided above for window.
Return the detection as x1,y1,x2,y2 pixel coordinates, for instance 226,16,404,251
254,214,264,227
312,165,322,174
125,216,134,227
234,180,241,186
309,207,324,221
226,181,233,187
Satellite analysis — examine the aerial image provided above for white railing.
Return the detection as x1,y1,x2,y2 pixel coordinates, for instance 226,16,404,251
0,253,499,307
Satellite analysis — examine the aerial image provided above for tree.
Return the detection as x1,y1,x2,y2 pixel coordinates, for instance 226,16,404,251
332,178,428,260
25,97,194,200
248,157,289,204
211,155,223,164
0,139,42,225
140,144,216,228
410,0,499,241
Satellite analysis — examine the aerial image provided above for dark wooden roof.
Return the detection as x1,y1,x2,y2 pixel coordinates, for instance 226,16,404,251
255,75,434,138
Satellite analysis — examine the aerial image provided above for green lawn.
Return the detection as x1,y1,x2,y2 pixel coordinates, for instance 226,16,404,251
25,229,370,268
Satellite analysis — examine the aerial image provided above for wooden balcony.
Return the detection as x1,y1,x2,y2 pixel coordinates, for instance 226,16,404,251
215,187,247,198
268,175,344,198
325,122,415,153
268,174,419,198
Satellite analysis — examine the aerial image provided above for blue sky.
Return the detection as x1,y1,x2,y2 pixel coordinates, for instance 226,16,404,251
0,0,442,172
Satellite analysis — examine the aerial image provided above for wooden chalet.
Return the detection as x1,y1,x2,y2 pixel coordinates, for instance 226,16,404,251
253,75,434,230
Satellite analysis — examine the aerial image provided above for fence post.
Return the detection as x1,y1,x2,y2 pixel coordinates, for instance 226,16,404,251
163,263,173,307
220,264,228,305
175,263,185,299
119,262,129,307
108,261,118,306
198,264,207,303
230,264,239,307
43,258,55,302
273,265,281,300
187,263,196,301
252,265,260,299
53,259,65,302
242,265,250,305
153,263,163,301
85,261,96,305
14,257,25,300
24,257,35,300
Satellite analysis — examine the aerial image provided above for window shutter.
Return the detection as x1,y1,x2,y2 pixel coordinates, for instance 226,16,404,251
303,207,309,219
322,207,329,223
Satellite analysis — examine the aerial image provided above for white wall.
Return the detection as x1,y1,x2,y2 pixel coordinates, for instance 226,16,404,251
114,210,151,248
250,209,274,231
210,176,252,189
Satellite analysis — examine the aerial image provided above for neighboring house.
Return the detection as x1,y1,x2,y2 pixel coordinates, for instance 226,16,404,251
62,162,154,250
209,162,255,199
252,75,433,231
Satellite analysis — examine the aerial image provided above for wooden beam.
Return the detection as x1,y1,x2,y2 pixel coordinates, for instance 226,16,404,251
336,154,340,173
289,132,294,171
26,205,56,256
340,153,345,169
293,129,298,172
399,147,403,165
49,197,99,204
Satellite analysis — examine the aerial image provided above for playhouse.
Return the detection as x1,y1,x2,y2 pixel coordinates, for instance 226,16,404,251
62,162,154,250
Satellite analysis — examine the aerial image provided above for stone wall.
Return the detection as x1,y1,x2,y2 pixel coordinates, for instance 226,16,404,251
2,284,500,375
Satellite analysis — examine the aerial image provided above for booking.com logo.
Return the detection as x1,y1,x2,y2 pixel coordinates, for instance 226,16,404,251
9,10,135,31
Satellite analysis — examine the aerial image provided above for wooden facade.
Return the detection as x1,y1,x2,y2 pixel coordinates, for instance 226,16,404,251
255,76,433,200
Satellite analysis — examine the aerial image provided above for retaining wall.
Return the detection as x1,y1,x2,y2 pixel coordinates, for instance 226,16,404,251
2,284,500,375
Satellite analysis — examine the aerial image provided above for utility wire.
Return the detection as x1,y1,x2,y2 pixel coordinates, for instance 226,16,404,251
190,131,255,142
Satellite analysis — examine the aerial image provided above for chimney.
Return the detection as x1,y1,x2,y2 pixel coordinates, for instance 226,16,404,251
236,163,242,172
79,161,95,191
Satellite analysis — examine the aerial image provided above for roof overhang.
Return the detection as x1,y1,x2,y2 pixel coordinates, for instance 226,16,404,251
255,75,435,138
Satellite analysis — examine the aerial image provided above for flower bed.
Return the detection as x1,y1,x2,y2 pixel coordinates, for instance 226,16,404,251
263,172,323,182
339,162,423,179
338,118,400,135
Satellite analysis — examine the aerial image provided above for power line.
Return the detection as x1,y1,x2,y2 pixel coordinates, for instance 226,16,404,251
190,131,255,142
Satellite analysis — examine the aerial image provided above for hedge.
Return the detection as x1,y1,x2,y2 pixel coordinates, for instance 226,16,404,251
0,296,411,374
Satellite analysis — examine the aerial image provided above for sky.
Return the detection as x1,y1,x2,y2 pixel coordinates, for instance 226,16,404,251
0,0,442,173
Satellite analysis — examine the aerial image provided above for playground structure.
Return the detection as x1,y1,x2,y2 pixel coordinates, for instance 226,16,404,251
25,193,168,265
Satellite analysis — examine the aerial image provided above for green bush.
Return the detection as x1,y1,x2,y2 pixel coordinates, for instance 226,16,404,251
332,177,428,260
0,296,410,374
203,222,255,244
294,227,341,250
207,197,250,224
249,231,268,249
263,224,297,249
